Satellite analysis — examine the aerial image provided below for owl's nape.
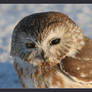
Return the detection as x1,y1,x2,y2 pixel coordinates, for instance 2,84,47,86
10,11,92,88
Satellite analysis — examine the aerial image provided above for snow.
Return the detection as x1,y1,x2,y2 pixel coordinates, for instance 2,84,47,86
0,4,92,88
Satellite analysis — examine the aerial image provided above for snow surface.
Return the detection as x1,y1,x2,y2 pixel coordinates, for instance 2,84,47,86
0,4,92,88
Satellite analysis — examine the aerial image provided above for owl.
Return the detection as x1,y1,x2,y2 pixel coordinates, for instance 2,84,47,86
10,11,92,88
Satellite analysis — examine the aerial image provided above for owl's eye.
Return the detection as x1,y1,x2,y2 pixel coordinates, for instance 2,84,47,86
26,42,37,49
50,38,61,46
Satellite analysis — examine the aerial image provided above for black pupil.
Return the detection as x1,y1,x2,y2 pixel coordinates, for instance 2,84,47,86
50,38,60,45
26,42,35,48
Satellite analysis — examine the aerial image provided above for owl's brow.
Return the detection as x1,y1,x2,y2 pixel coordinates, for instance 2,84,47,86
26,37,40,47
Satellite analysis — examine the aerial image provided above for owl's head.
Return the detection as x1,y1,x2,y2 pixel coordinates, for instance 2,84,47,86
10,11,85,66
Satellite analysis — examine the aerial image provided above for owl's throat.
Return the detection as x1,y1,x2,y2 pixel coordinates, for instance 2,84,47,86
33,61,59,78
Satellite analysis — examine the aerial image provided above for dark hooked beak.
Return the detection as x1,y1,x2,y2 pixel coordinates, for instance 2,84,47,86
35,49,47,62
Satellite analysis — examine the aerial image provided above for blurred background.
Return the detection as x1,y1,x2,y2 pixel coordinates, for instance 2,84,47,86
0,4,92,88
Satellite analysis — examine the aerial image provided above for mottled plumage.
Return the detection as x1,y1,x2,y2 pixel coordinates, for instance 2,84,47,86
10,11,92,88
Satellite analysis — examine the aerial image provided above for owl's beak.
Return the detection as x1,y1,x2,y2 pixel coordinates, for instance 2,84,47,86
40,50,47,61
26,49,48,64
35,49,47,62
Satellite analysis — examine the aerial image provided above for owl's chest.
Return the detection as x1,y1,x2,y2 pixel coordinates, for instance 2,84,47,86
14,60,92,88
14,60,65,88
15,64,63,88
31,65,65,88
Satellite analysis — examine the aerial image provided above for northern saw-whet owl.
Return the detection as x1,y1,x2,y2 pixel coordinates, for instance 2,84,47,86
10,11,92,88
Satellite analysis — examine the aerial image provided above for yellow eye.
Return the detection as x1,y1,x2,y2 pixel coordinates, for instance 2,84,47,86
26,42,37,49
50,38,61,46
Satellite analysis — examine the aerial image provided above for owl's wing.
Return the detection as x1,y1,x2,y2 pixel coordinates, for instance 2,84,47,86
76,36,92,61
60,36,92,83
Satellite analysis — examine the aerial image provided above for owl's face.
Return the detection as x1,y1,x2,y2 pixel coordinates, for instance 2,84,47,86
11,12,85,67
